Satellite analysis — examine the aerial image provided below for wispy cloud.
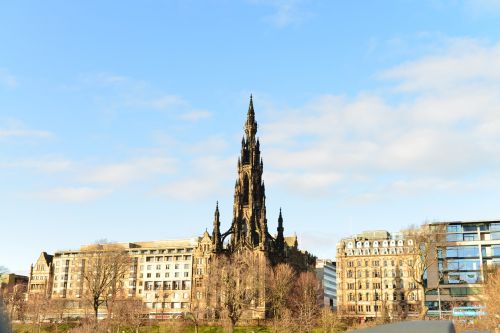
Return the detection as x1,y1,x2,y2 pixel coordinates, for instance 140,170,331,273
179,109,212,121
84,156,177,185
0,128,53,139
156,155,235,201
38,187,112,203
258,38,500,198
249,0,312,28
0,157,71,173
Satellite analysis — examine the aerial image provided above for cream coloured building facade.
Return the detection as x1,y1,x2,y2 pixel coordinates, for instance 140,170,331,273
29,238,199,317
336,230,423,320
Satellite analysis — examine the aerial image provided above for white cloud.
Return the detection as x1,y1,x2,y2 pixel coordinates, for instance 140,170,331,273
85,157,177,185
0,157,71,172
257,38,500,197
156,155,235,201
147,95,186,110
0,129,53,139
39,187,112,203
179,109,212,121
157,178,222,201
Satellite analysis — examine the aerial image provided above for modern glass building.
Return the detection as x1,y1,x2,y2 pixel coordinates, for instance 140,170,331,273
425,220,500,313
316,259,337,310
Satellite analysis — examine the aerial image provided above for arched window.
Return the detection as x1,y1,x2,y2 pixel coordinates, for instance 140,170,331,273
242,175,249,205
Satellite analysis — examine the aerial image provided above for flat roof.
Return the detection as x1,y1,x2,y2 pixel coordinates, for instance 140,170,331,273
427,220,500,225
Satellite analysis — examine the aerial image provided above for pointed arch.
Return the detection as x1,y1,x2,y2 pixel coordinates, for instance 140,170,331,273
242,174,249,205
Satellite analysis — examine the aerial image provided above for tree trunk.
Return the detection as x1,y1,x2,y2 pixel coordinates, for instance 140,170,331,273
419,298,428,320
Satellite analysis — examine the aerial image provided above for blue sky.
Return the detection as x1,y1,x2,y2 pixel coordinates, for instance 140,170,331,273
2,0,500,274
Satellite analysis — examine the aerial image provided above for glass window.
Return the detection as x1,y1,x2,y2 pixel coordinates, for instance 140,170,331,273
490,222,500,231
479,224,489,231
447,224,462,233
463,233,478,241
491,232,500,240
446,259,480,271
447,271,480,284
463,225,477,232
492,246,500,257
446,234,462,242
446,246,479,258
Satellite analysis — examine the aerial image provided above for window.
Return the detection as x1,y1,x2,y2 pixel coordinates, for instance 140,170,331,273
184,264,189,269
446,246,479,258
147,265,152,270
156,265,161,270
447,224,462,233
184,272,189,277
156,273,160,278
463,233,478,241
147,273,151,278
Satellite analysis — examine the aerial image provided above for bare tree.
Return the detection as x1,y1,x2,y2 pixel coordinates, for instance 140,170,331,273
289,271,321,333
27,293,50,333
2,283,27,333
207,250,262,333
479,265,499,330
266,263,295,319
404,224,443,319
81,243,130,321
318,307,341,333
113,298,145,333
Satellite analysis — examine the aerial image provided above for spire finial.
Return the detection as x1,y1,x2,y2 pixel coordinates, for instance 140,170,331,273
248,94,254,116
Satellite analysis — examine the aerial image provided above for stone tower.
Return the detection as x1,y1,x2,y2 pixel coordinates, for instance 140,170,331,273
230,95,269,251
210,96,286,259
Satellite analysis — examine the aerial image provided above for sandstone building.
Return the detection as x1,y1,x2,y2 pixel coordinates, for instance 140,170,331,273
27,96,313,318
336,230,423,321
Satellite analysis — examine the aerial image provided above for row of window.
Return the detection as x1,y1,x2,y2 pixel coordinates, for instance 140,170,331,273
346,269,410,279
142,280,191,291
346,239,413,249
346,259,412,268
346,291,418,302
346,281,417,290
139,271,190,279
447,222,500,233
139,263,190,271
143,255,192,262
345,247,410,256
131,248,193,255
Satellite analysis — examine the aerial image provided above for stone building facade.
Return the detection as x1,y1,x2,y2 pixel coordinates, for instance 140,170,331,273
28,252,53,297
336,230,423,320
26,96,313,319
29,239,198,318
191,96,314,319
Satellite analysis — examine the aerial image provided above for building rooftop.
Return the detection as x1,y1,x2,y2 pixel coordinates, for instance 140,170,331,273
427,219,500,226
